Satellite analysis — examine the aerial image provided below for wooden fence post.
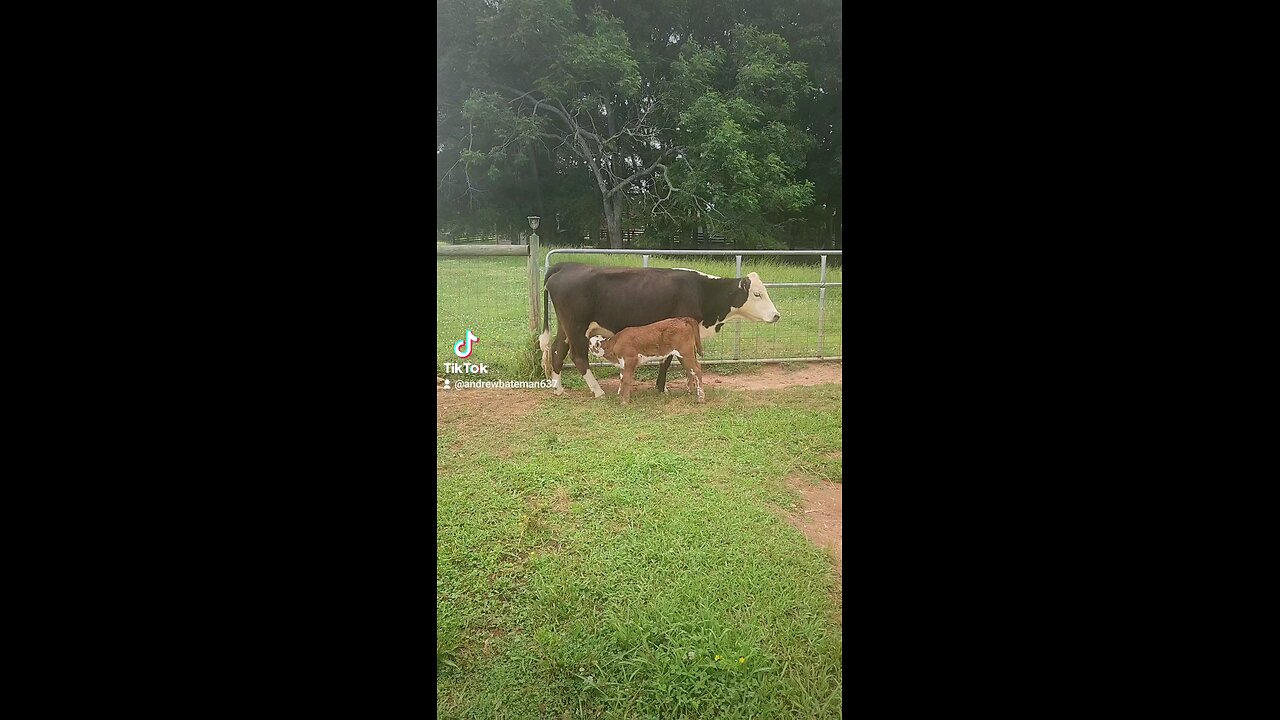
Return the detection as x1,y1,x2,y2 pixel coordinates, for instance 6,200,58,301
527,231,540,334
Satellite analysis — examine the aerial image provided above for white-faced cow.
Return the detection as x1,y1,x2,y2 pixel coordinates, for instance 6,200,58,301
589,317,706,404
538,263,781,398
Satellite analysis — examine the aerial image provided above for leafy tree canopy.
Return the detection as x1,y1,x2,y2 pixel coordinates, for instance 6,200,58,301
438,0,841,248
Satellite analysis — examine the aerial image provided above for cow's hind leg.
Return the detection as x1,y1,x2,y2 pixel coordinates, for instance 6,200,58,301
656,355,674,393
549,323,569,395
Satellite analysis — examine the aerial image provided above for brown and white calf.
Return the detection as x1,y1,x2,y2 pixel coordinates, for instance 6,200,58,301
588,317,706,404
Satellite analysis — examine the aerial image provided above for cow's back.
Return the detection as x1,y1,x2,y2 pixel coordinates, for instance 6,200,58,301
546,263,706,331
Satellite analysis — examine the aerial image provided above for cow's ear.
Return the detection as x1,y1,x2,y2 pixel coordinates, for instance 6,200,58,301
739,278,750,292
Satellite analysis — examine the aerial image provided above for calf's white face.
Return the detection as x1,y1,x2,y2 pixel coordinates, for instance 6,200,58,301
588,335,607,358
728,272,782,324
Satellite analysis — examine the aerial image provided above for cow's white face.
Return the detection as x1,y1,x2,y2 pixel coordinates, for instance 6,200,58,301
588,335,607,358
729,272,781,324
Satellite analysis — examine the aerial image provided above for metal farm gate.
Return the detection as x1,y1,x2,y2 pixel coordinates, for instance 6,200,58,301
542,249,842,366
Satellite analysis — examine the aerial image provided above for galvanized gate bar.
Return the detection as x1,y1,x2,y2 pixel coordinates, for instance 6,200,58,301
607,356,837,366
547,248,843,262
817,255,827,357
734,254,742,360
760,282,843,288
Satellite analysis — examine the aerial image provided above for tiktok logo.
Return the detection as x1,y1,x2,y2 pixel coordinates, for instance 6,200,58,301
453,330,479,358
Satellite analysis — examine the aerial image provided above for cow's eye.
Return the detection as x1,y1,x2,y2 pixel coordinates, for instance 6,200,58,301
753,292,761,298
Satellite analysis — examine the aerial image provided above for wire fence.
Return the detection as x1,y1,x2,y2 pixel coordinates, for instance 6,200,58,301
542,249,841,367
436,252,542,379
436,244,842,380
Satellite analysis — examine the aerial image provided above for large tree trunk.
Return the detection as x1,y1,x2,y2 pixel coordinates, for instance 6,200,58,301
603,100,624,250
604,197,623,249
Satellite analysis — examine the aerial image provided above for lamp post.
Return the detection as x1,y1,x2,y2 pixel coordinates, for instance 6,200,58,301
526,217,541,333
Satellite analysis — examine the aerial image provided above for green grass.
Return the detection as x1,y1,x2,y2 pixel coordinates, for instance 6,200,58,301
437,384,843,718
436,248,842,387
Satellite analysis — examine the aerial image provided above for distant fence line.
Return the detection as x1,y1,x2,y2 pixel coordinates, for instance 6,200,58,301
436,236,543,334
435,242,841,366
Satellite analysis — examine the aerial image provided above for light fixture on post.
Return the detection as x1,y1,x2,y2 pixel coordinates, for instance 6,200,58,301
525,217,543,332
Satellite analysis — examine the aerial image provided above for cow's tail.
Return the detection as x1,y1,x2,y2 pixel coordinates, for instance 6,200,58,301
538,326,552,379
538,265,560,379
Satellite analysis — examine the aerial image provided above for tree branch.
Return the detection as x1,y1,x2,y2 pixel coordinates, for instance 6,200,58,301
609,147,678,195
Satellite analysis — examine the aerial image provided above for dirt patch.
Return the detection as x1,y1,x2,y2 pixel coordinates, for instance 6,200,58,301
552,486,571,513
717,362,842,391
595,362,842,396
437,386,544,434
782,477,843,583
459,627,508,662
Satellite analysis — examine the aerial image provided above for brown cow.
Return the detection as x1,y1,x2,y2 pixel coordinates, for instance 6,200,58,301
588,317,706,404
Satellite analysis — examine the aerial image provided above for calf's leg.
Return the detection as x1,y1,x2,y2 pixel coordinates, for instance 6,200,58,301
620,358,637,404
677,353,706,404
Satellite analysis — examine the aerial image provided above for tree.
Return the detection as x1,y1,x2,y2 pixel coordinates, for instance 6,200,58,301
437,0,834,248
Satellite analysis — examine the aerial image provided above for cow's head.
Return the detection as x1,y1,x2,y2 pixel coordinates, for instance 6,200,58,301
727,272,781,324
588,335,607,358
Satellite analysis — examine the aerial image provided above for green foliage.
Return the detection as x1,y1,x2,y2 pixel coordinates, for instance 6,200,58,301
544,10,642,99
438,0,841,249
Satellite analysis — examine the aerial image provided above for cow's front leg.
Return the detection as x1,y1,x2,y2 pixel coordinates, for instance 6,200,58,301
568,337,605,399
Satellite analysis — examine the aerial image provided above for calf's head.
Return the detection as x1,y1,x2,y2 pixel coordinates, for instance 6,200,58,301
588,335,608,358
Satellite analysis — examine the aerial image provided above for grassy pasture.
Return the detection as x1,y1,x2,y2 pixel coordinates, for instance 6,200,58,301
437,384,843,718
436,247,843,717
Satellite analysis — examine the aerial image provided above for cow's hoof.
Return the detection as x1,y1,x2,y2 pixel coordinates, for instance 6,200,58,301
552,388,565,396
592,390,605,399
